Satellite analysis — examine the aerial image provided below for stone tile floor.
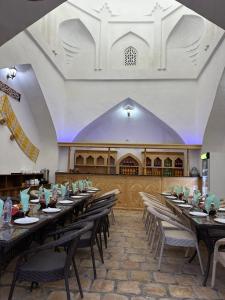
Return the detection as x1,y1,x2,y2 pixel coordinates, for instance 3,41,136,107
1,210,225,300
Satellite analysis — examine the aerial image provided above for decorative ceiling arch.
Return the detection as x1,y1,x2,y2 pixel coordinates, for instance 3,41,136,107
167,14,205,66
58,18,95,67
167,14,205,49
73,98,184,144
111,31,150,49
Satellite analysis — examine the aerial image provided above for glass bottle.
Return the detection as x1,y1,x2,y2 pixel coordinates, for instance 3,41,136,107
3,197,12,225
209,202,217,216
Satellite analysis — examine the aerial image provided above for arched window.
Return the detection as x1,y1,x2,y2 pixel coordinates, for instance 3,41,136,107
124,46,137,66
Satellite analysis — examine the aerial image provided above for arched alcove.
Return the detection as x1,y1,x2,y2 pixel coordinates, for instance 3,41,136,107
58,19,95,72
167,15,205,49
73,98,184,144
117,153,142,175
110,32,150,70
167,15,205,67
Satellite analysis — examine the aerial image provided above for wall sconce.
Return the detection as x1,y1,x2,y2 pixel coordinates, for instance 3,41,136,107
7,66,17,80
124,104,134,118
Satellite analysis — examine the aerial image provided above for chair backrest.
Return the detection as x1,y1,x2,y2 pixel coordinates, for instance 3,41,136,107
86,193,116,209
143,197,171,213
141,192,159,201
101,189,120,197
147,205,192,236
37,221,93,272
76,208,110,243
64,222,93,271
87,198,116,212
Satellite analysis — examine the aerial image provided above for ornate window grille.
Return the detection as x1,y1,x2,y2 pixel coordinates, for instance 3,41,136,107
124,46,137,66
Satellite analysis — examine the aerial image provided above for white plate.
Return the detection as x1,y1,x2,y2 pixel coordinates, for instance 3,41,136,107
87,190,96,193
178,204,193,208
214,218,225,224
14,217,39,225
89,188,99,191
172,200,185,204
78,193,88,196
30,199,39,204
189,211,208,217
71,195,83,199
161,192,171,196
218,208,225,212
58,200,73,205
165,196,177,200
42,208,61,213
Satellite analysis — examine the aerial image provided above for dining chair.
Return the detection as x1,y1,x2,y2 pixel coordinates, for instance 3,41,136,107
142,197,180,251
90,190,119,224
211,238,225,288
147,206,204,275
73,208,110,278
80,199,115,249
8,222,92,300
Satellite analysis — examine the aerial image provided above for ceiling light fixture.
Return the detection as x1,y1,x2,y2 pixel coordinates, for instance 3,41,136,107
124,104,134,118
6,66,17,80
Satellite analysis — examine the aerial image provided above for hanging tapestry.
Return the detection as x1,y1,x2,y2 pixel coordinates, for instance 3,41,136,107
0,95,39,162
0,80,21,101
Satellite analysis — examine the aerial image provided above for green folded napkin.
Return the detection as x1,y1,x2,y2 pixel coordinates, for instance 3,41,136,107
44,188,51,206
20,192,30,212
183,187,190,199
0,199,4,218
61,185,67,198
21,187,30,194
72,182,78,193
51,183,59,190
205,194,220,212
174,186,183,195
87,179,92,188
78,180,84,191
193,190,201,206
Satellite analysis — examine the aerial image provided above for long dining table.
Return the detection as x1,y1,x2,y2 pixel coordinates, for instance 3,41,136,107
164,196,225,286
0,193,92,274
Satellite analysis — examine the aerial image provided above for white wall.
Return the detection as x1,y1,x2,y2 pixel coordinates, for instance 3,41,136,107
0,1,223,146
0,65,58,181
1,0,225,177
74,98,184,143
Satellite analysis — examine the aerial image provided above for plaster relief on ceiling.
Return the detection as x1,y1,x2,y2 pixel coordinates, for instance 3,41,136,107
149,2,172,16
26,0,224,80
95,2,116,17
110,32,150,70
58,19,95,73
167,15,205,67
168,15,204,48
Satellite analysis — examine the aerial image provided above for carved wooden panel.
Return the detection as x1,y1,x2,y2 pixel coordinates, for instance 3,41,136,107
55,173,201,210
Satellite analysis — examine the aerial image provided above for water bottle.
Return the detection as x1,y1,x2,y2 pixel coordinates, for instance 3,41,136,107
65,184,70,199
3,197,12,225
52,187,58,201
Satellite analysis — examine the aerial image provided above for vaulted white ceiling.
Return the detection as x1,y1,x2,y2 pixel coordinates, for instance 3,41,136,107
0,0,225,145
27,0,224,80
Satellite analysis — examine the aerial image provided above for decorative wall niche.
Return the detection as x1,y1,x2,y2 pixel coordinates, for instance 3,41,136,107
58,19,95,73
110,31,150,70
167,15,205,66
